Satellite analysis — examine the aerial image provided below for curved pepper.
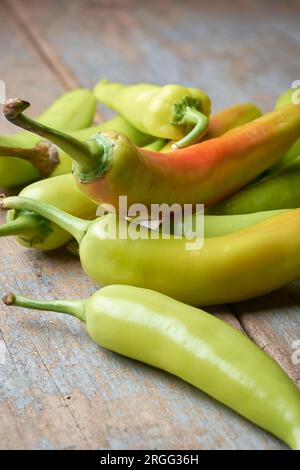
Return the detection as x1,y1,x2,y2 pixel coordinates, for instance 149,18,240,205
94,80,211,148
48,116,156,177
0,182,285,250
209,156,300,215
0,114,155,185
5,100,300,209
0,89,96,187
0,137,165,250
161,102,262,151
0,174,96,250
2,197,300,306
3,285,300,449
266,88,300,174
0,138,165,252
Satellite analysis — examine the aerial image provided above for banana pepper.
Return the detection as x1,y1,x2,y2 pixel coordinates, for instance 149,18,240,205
2,197,300,306
94,80,211,148
0,113,155,186
161,102,262,152
266,88,300,174
0,88,96,187
3,285,300,450
5,99,300,209
209,156,300,215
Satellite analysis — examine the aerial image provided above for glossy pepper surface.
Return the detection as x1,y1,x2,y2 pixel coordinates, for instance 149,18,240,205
6,100,300,209
3,197,300,306
209,156,300,215
3,284,300,450
0,137,165,251
1,112,154,184
266,88,300,174
46,115,156,177
0,89,96,187
0,175,96,250
0,188,285,247
203,102,262,139
173,209,287,237
94,80,211,148
160,102,262,152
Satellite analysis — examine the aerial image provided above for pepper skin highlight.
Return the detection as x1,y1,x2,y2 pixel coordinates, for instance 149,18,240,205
4,100,300,209
2,197,300,306
3,285,300,450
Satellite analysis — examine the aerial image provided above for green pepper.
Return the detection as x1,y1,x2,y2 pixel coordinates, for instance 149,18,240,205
173,209,287,237
275,88,299,109
0,133,162,251
94,80,211,148
142,138,167,151
3,284,300,449
2,197,300,306
266,88,300,174
0,89,96,187
47,116,155,177
209,156,300,215
0,179,286,250
0,113,155,186
0,131,163,252
0,174,96,250
5,100,300,209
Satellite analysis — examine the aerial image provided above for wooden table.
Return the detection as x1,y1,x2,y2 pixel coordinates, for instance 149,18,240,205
0,0,299,450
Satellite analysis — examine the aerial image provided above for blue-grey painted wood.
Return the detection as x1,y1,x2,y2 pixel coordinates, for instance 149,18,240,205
1,0,299,450
0,212,286,450
231,283,300,387
9,0,299,115
0,3,65,134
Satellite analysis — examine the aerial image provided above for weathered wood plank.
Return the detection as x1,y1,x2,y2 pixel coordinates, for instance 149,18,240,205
1,0,299,451
0,2,101,449
9,0,300,114
5,0,79,90
0,3,65,134
231,283,300,388
7,0,300,387
0,212,285,449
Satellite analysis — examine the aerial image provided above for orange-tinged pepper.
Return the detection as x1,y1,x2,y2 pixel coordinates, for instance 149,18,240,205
161,102,262,152
4,100,300,209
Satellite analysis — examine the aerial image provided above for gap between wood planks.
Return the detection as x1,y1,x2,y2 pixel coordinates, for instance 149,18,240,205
2,0,102,122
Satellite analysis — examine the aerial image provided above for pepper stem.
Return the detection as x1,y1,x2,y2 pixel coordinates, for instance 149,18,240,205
0,141,59,177
174,107,209,149
0,196,89,243
0,214,43,238
3,99,104,178
3,293,86,322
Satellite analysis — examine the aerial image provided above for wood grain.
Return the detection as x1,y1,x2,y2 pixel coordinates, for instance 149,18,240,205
231,284,300,387
1,0,300,450
0,3,65,134
8,0,300,114
5,0,79,90
0,212,285,450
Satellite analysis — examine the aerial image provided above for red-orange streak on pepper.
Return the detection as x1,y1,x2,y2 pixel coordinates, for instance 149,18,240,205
80,104,300,208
